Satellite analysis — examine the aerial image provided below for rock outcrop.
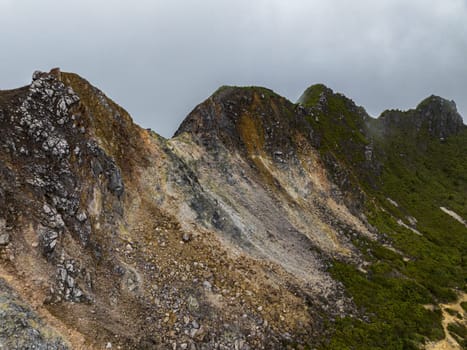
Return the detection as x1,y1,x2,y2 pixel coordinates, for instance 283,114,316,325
0,278,69,349
377,95,464,140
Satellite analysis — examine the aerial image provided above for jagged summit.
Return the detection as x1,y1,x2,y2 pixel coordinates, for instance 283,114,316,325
415,95,464,137
297,83,333,106
176,82,465,145
297,83,369,118
377,95,464,139
295,84,371,154
174,85,290,137
297,83,465,141
174,85,311,159
416,94,459,114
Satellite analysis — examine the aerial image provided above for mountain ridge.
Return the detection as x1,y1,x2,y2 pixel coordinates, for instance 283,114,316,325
0,69,466,349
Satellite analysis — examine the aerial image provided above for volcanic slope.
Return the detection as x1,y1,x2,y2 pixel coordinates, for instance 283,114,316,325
0,70,465,349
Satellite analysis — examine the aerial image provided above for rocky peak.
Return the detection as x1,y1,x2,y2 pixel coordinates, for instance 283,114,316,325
174,85,312,160
415,95,464,138
297,84,376,192
298,84,369,121
378,95,464,140
0,69,129,301
297,83,333,107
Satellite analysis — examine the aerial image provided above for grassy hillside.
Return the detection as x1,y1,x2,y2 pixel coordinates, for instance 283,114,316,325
299,87,467,349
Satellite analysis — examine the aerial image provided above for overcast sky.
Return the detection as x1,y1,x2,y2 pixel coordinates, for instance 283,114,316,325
1,0,466,137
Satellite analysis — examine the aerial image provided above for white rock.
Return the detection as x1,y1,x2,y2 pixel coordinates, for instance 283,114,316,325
43,204,53,215
0,233,9,246
76,212,87,222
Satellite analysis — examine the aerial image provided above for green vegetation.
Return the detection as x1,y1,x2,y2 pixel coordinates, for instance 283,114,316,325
325,262,443,349
445,308,461,318
213,85,278,100
368,127,467,300
299,84,369,161
299,87,467,349
461,302,467,312
447,322,467,348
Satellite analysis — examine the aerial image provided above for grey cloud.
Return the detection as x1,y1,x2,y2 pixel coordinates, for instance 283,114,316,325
1,0,466,137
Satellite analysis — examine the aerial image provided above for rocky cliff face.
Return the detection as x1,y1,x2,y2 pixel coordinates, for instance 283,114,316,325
377,95,464,140
0,70,466,349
